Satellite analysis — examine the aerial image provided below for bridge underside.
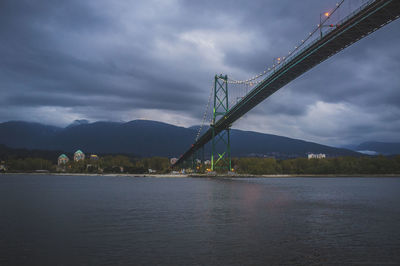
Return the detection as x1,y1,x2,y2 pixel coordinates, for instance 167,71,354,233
174,0,400,167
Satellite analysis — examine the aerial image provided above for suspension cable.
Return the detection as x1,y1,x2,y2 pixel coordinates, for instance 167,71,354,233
227,0,348,85
195,85,214,141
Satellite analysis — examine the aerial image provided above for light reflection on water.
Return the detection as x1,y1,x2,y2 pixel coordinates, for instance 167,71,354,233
1,175,399,265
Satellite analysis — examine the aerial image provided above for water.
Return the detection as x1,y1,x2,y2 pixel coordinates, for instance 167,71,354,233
1,175,399,265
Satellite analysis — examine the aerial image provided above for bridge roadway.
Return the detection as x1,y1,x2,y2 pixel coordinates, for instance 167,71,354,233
174,0,400,167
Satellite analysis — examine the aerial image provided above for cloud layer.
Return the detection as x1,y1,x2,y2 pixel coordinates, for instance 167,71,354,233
0,0,399,146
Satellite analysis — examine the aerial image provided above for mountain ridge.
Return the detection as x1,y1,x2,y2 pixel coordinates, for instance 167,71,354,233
0,120,360,158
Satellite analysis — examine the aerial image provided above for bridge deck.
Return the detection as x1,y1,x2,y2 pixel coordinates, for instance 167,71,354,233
174,0,400,167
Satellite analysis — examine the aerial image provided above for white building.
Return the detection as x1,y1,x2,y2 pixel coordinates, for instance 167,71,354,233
58,154,69,165
308,153,326,159
74,150,85,161
0,161,6,172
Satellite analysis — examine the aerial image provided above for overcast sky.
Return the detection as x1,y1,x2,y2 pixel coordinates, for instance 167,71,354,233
0,0,399,146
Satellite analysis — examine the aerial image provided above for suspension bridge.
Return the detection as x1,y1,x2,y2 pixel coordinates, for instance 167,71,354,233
173,0,400,171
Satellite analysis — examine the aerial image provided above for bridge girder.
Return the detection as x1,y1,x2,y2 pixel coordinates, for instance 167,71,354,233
174,0,400,167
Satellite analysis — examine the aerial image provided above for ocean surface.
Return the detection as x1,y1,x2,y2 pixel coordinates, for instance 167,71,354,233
1,174,399,265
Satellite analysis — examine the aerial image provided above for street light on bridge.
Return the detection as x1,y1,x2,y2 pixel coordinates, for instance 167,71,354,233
320,11,331,38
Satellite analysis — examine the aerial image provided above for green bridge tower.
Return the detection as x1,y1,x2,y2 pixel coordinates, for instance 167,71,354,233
211,74,231,172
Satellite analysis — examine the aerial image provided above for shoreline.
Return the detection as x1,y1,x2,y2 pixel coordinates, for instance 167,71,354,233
0,172,189,178
190,173,400,178
1,172,400,178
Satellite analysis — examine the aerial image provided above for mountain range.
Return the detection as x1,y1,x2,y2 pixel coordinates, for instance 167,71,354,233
0,120,370,158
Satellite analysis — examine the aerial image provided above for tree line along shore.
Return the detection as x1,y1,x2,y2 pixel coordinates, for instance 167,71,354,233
1,155,400,175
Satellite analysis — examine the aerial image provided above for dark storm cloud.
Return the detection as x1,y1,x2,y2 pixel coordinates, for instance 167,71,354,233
0,0,399,145
0,0,206,116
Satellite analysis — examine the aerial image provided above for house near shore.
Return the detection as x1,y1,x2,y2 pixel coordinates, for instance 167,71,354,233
74,150,85,161
58,154,69,165
0,161,6,172
170,158,178,165
90,154,99,160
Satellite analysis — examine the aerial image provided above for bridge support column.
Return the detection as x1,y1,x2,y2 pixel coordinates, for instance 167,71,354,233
211,74,232,172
